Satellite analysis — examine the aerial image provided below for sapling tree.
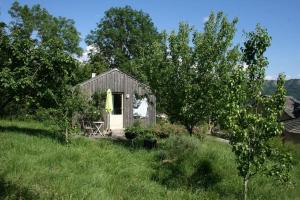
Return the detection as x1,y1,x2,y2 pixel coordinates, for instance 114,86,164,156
162,23,196,134
192,12,240,134
147,12,241,135
142,22,197,135
224,25,292,200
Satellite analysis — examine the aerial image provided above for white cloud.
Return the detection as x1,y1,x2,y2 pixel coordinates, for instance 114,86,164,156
286,75,292,80
265,74,298,80
76,45,98,62
203,16,209,23
265,75,276,80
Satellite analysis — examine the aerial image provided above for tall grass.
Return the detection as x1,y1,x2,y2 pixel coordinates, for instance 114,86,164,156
0,119,299,199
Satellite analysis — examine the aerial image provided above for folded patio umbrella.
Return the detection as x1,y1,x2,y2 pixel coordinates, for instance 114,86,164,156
105,89,113,130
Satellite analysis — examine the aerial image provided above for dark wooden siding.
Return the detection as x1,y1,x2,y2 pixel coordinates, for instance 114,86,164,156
79,69,156,127
283,131,300,144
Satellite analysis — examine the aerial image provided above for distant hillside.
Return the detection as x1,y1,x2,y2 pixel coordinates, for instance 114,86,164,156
263,79,300,100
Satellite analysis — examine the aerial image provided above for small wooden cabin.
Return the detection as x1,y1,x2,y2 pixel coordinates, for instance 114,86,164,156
283,118,300,144
79,68,156,130
281,96,300,143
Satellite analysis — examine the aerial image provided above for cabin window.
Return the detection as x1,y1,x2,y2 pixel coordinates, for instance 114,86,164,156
133,94,148,118
112,93,122,115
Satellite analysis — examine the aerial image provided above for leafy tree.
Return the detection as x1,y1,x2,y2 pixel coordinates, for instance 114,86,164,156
0,21,36,113
8,1,82,55
86,6,160,80
167,23,198,134
73,61,108,84
137,31,169,113
223,25,292,200
191,12,240,133
0,2,82,114
38,87,89,143
147,12,240,135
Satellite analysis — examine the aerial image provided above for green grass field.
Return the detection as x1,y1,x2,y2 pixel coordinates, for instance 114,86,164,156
0,120,299,200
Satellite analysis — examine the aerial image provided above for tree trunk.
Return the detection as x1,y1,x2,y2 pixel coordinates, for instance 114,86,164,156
208,118,214,134
244,176,249,200
185,124,194,136
65,126,69,144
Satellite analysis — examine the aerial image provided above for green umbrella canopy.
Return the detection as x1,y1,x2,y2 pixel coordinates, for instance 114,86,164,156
105,89,113,113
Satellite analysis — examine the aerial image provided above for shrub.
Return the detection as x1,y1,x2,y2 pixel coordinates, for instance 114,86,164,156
33,88,95,143
124,126,158,148
193,123,209,135
153,135,222,189
124,130,138,140
124,122,203,148
125,126,146,138
33,88,107,143
153,135,200,187
34,107,55,122
125,122,200,141
78,90,106,122
143,137,157,149
143,133,157,149
150,123,188,138
132,119,143,128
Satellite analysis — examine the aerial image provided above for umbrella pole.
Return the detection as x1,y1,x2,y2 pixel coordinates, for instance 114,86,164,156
107,113,109,130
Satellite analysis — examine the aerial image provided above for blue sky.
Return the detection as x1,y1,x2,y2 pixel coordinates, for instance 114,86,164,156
1,0,300,79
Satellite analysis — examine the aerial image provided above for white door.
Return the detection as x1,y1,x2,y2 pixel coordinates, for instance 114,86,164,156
110,93,123,129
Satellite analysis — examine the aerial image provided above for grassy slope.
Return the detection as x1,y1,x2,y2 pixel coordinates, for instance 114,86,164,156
0,120,300,200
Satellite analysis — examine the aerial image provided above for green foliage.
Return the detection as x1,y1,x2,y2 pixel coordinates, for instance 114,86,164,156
125,126,153,139
73,62,108,84
154,135,222,189
152,122,188,137
124,125,158,149
147,12,240,134
124,126,140,140
0,2,82,115
34,88,85,143
86,6,160,81
0,4,295,198
9,1,82,55
223,25,292,200
125,122,189,142
1,120,300,199
88,90,106,121
34,88,105,143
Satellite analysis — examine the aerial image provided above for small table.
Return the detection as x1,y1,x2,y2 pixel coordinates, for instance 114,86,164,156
93,121,104,136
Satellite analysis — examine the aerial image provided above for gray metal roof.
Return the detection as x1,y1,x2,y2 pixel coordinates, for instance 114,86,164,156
79,68,150,89
284,96,300,119
284,118,300,134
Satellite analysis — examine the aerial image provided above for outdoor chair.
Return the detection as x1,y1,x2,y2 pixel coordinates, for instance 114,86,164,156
82,120,94,137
